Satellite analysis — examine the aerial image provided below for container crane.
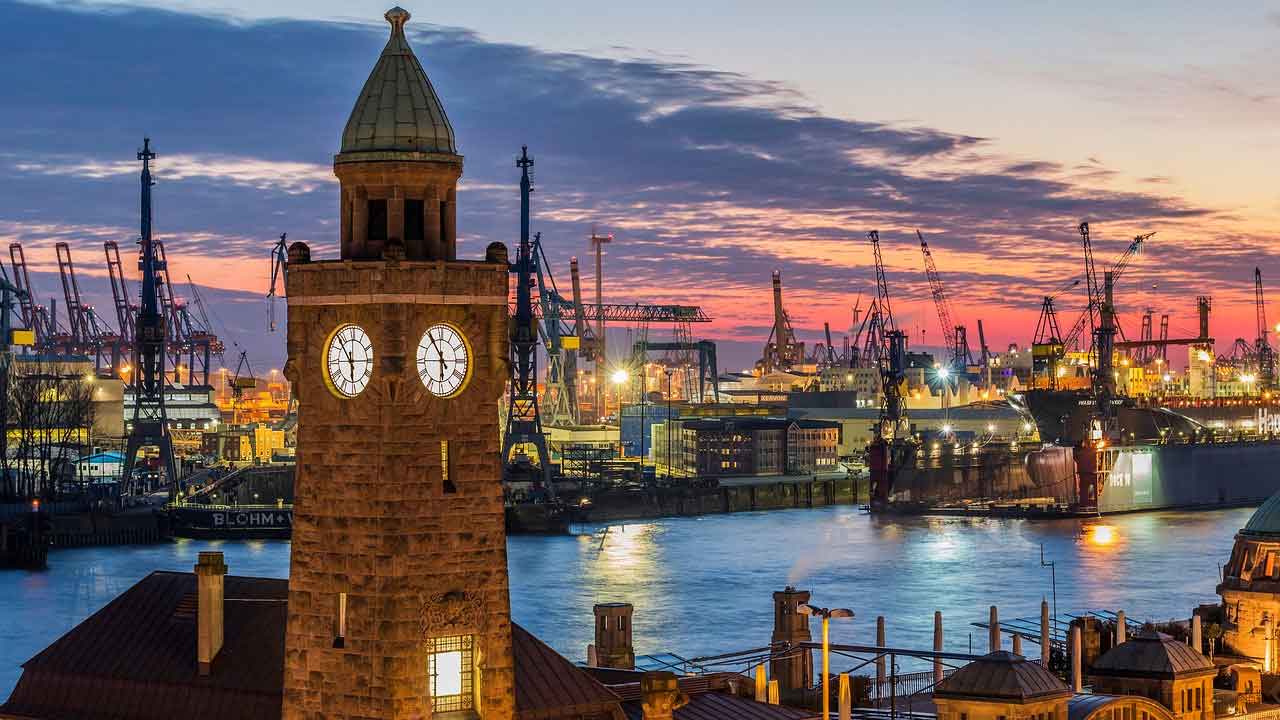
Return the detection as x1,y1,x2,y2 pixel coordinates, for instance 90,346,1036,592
105,240,137,345
8,244,55,346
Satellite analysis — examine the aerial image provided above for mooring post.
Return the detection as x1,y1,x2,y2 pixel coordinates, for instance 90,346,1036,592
1116,609,1127,644
989,605,1000,652
933,611,944,684
1040,599,1050,666
876,615,886,690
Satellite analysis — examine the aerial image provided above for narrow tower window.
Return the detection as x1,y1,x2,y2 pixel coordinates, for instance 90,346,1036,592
442,440,456,494
333,592,347,648
404,199,424,251
367,199,388,243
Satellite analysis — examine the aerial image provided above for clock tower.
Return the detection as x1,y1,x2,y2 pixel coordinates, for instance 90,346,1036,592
281,8,514,719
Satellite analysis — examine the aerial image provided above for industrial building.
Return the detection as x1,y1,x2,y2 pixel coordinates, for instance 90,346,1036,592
650,417,840,479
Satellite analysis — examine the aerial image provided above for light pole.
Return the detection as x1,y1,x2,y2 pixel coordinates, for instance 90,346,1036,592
1040,543,1057,660
611,369,630,456
797,603,854,719
664,369,673,483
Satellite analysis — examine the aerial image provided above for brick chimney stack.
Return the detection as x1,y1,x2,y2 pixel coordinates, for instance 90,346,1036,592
195,551,227,676
593,603,635,670
640,671,688,720
770,586,813,694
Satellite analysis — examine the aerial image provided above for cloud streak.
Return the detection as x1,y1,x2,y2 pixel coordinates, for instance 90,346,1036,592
0,1,1272,368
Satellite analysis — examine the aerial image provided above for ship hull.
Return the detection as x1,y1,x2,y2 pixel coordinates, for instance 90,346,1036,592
880,440,1280,516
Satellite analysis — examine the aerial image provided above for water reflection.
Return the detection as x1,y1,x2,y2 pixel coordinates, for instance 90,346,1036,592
0,506,1257,700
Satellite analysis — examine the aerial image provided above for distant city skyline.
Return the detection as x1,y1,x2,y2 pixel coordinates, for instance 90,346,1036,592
2,1,1277,370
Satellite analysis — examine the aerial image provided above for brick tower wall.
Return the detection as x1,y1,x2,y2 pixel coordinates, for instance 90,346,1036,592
281,258,513,719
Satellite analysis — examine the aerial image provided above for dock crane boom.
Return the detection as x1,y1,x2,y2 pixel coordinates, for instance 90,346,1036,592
268,233,287,332
105,240,137,344
1257,267,1275,388
918,230,973,374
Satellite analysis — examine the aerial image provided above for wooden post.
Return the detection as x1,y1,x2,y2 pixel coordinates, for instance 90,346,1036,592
876,616,886,690
754,665,767,702
1040,599,1050,666
1116,610,1127,644
1192,614,1203,654
767,679,780,705
1013,634,1023,657
933,611,944,684
989,605,1000,652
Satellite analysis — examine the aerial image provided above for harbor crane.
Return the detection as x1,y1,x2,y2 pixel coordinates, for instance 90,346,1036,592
760,270,805,374
268,233,288,332
1256,268,1274,389
8,244,56,347
121,138,178,498
867,230,909,509
502,146,553,486
918,230,973,379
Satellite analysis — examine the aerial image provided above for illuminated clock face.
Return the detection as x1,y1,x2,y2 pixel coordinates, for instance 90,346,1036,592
325,324,373,398
417,324,470,398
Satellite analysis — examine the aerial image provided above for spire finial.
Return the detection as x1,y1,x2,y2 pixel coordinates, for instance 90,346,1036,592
385,6,410,35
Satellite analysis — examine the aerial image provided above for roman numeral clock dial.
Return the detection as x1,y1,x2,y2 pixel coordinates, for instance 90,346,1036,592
417,323,471,398
324,324,374,398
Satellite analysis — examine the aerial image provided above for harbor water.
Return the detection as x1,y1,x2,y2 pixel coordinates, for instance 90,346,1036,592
0,505,1250,700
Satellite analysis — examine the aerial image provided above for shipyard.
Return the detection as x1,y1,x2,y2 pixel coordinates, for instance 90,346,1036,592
2,3,1280,720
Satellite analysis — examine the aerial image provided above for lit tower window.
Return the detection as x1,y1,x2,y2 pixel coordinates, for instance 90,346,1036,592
428,635,475,712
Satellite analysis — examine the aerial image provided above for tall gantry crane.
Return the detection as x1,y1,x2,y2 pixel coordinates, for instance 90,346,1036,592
122,138,178,497
501,146,552,485
867,229,909,509
105,240,137,347
8,245,55,347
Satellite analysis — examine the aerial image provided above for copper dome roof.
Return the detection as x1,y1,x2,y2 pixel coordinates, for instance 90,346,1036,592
1089,630,1214,679
340,7,457,156
1243,492,1280,537
935,651,1072,702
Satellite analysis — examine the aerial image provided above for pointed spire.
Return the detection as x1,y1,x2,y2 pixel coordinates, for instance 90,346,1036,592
339,7,457,156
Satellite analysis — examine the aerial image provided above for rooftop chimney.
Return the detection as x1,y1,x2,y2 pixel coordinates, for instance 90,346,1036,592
641,671,689,720
593,602,635,669
195,551,227,676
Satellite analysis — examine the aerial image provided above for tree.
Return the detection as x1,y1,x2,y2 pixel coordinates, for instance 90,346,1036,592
7,358,96,500
1205,622,1223,660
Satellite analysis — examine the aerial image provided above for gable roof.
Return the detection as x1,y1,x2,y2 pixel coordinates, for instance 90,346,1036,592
511,623,623,720
2,571,287,720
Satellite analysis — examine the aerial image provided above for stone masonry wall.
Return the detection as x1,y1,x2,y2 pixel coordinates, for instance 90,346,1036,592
282,257,513,719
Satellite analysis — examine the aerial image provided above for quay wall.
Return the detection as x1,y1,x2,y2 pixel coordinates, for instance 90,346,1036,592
585,475,866,523
47,510,169,547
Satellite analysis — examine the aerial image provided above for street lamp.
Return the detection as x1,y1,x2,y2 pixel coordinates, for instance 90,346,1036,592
664,369,673,483
797,604,854,719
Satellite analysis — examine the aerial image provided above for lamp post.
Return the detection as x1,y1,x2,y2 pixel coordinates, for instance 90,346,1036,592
611,369,630,455
797,603,854,719
664,369,673,483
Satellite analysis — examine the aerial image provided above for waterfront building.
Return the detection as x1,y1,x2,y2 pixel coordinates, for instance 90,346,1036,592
650,417,840,479
1218,491,1280,667
934,651,1177,720
1086,631,1215,720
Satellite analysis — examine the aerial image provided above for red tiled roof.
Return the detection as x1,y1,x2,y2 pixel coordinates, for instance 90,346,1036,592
1,570,627,720
620,692,819,720
512,624,624,720
2,571,287,720
611,674,819,720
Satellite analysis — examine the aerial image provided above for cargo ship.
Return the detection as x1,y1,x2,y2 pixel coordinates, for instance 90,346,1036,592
872,389,1280,516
